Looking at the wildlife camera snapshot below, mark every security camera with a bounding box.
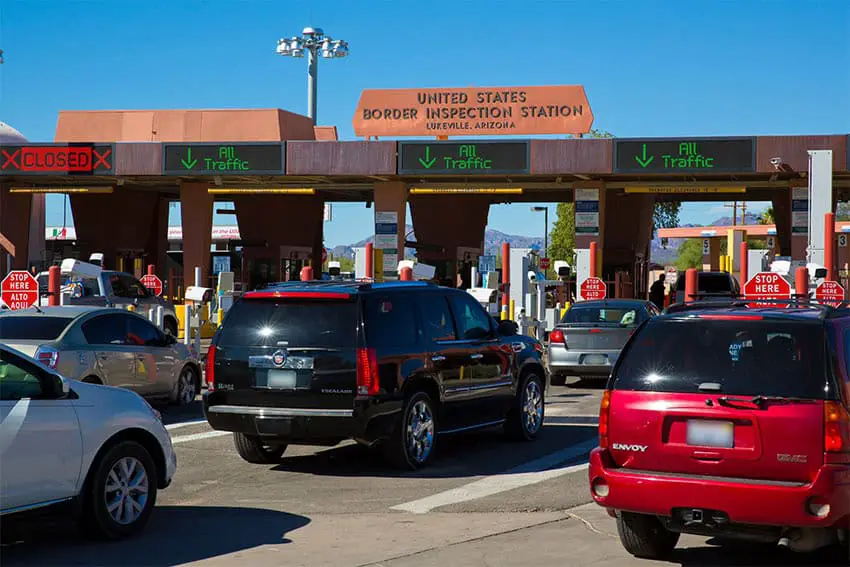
[770,157,783,167]
[770,157,795,173]
[185,286,213,303]
[527,270,537,282]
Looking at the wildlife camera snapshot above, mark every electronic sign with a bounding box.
[0,144,114,175]
[614,138,755,174]
[162,143,284,175]
[398,141,529,175]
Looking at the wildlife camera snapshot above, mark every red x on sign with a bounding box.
[1,149,21,170]
[0,145,115,174]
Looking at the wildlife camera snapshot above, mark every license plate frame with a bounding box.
[267,369,297,390]
[582,354,608,365]
[686,420,734,449]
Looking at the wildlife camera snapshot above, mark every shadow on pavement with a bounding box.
[154,399,205,427]
[668,540,849,566]
[1,505,311,567]
[271,423,598,480]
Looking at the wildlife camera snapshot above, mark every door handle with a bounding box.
[431,355,446,362]
[469,353,483,360]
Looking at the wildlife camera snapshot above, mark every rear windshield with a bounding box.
[218,299,358,348]
[563,306,640,327]
[676,273,733,293]
[613,318,832,399]
[0,316,75,340]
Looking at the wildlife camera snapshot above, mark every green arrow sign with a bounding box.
[181,147,198,170]
[418,146,437,169]
[634,143,654,168]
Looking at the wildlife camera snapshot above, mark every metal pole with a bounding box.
[307,47,318,124]
[544,207,548,258]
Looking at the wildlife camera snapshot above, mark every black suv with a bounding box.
[203,281,547,469]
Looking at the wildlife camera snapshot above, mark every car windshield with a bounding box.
[0,316,75,340]
[613,317,833,400]
[676,273,733,293]
[218,298,358,348]
[562,306,639,326]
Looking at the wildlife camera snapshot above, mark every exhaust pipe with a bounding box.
[777,528,838,552]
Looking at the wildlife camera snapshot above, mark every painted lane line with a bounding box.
[390,437,598,514]
[171,430,230,444]
[165,418,209,431]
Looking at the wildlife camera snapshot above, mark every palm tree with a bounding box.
[759,206,774,225]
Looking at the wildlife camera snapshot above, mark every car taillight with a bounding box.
[205,345,216,392]
[599,390,612,449]
[824,400,850,455]
[550,329,565,344]
[356,347,379,396]
[35,347,59,369]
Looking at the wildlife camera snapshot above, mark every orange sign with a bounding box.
[352,86,593,138]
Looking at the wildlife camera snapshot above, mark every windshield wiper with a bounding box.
[750,395,816,406]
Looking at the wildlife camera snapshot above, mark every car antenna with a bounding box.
[29,304,44,313]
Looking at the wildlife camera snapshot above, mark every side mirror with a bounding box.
[497,320,519,336]
[814,268,828,279]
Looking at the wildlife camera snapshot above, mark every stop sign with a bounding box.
[816,280,845,307]
[580,277,607,301]
[539,257,550,270]
[140,274,163,297]
[744,272,791,308]
[1,271,39,310]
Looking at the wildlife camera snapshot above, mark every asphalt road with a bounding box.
[2,379,847,566]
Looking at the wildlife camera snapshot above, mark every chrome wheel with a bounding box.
[522,378,544,435]
[178,368,197,405]
[104,456,149,526]
[405,399,435,464]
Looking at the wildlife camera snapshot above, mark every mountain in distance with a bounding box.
[650,213,764,264]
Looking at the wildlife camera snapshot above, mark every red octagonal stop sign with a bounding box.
[744,272,791,308]
[1,270,39,310]
[140,274,163,297]
[580,277,607,301]
[816,280,845,307]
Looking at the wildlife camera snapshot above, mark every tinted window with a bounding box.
[363,294,418,348]
[0,316,74,340]
[219,299,358,348]
[614,318,831,399]
[82,314,128,345]
[121,275,149,298]
[109,274,129,297]
[563,306,640,327]
[126,315,162,347]
[0,349,46,400]
[446,293,492,340]
[418,293,456,342]
[676,273,734,293]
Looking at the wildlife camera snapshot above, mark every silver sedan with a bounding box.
[0,306,201,405]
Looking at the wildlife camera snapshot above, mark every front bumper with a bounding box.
[588,447,850,528]
[547,345,619,377]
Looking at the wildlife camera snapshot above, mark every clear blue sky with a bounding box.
[2,0,848,246]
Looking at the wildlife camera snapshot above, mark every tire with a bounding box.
[164,318,177,338]
[505,372,545,441]
[82,441,158,540]
[384,390,437,470]
[616,512,680,560]
[171,365,198,406]
[233,433,287,464]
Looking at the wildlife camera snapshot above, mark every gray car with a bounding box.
[0,306,201,405]
[547,299,659,384]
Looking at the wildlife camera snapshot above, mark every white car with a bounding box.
[0,344,176,539]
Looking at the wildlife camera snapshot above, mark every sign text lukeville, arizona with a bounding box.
[162,143,284,175]
[398,141,529,175]
[353,86,594,138]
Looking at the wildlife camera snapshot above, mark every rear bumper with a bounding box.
[547,345,618,377]
[203,395,401,445]
[588,447,850,528]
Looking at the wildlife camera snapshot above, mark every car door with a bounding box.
[416,291,472,430]
[80,313,138,391]
[126,313,177,397]
[445,291,514,422]
[0,348,82,511]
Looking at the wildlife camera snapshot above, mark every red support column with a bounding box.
[501,242,510,320]
[589,241,598,278]
[147,264,156,276]
[684,268,698,303]
[48,265,60,307]
[300,266,314,281]
[739,241,748,287]
[365,242,374,280]
[825,212,835,281]
[400,266,413,281]
[795,266,809,299]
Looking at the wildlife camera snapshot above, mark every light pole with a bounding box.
[275,28,349,125]
[531,206,549,258]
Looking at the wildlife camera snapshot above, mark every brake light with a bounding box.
[550,329,565,344]
[356,347,379,396]
[35,347,59,369]
[824,400,850,454]
[599,390,612,449]
[590,329,602,334]
[205,345,216,392]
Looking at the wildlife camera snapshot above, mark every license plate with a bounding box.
[267,369,297,389]
[686,420,734,448]
[583,354,608,365]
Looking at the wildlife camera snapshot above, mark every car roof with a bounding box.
[0,306,126,318]
[244,280,441,297]
[662,304,834,322]
[569,299,651,308]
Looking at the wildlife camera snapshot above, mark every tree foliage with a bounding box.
[675,239,704,270]
[759,206,774,225]
[837,202,850,222]
[548,202,576,263]
[653,202,681,234]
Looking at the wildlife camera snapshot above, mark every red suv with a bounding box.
[588,301,850,560]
